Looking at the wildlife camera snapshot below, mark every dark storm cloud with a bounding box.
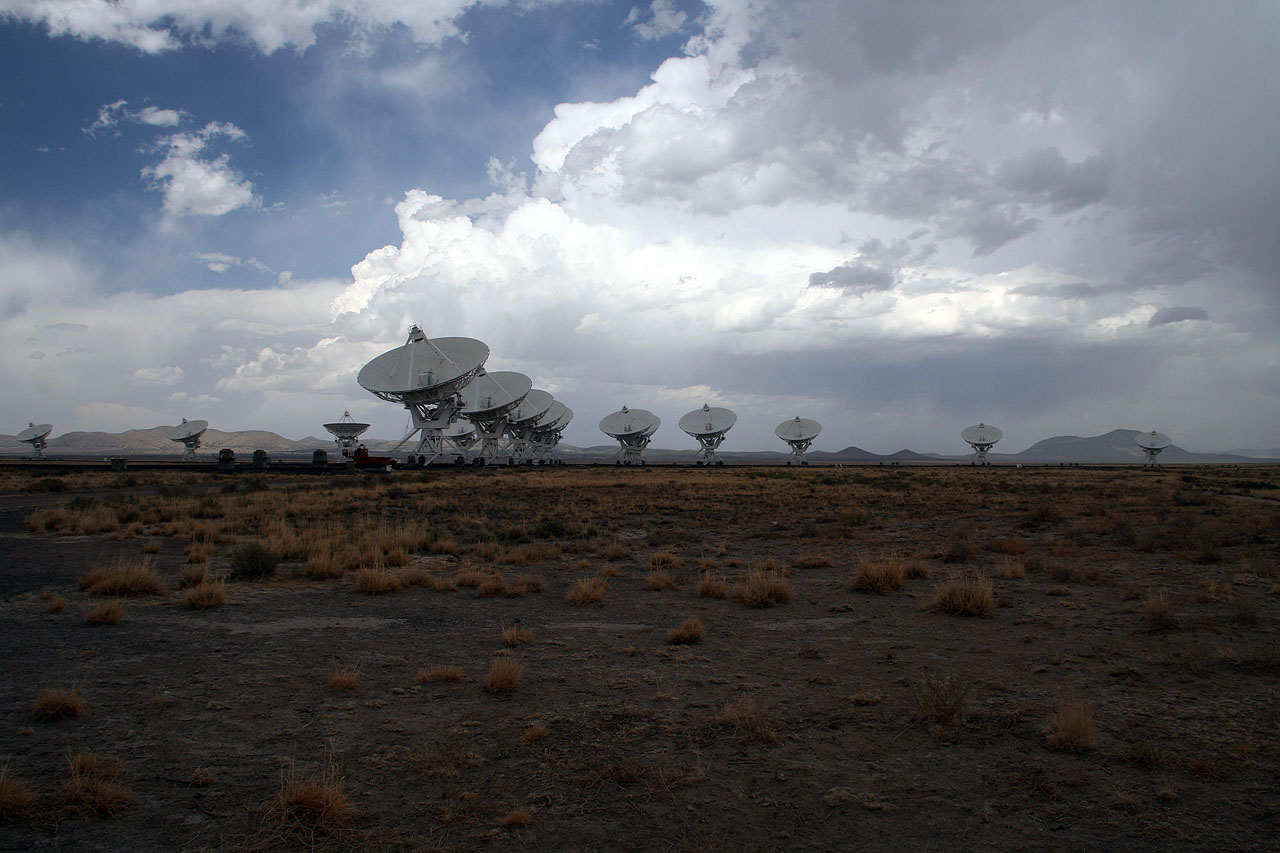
[808,238,917,294]
[997,148,1109,214]
[1148,306,1209,327]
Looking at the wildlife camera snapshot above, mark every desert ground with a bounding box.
[0,463,1277,851]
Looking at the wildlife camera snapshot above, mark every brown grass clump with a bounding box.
[31,686,88,721]
[274,758,356,833]
[996,557,1026,579]
[454,569,491,589]
[1046,693,1098,752]
[667,617,704,645]
[793,554,832,569]
[501,808,532,827]
[714,695,777,743]
[356,567,401,595]
[77,556,166,597]
[698,573,728,598]
[565,576,608,605]
[512,574,545,594]
[735,569,792,607]
[644,570,679,590]
[911,671,972,726]
[501,622,535,647]
[178,564,208,589]
[182,581,227,609]
[520,722,549,743]
[326,666,360,693]
[305,552,345,579]
[484,657,522,693]
[44,596,68,613]
[63,751,131,817]
[84,602,125,625]
[0,763,37,821]
[184,541,215,563]
[1143,589,1177,630]
[852,556,907,593]
[927,573,993,616]
[416,665,464,684]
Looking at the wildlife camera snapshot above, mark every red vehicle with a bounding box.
[348,445,398,469]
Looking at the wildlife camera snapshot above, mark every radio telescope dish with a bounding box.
[1135,430,1172,467]
[600,406,660,466]
[458,370,532,465]
[443,421,476,463]
[679,403,737,466]
[17,422,52,459]
[961,423,1003,466]
[529,401,569,465]
[166,418,209,462]
[323,411,370,457]
[775,417,821,466]
[357,325,489,463]
[505,389,554,465]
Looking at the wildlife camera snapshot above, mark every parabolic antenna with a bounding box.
[600,406,660,466]
[458,370,532,465]
[529,401,568,465]
[775,417,821,466]
[678,404,737,466]
[505,389,554,465]
[323,411,370,457]
[443,421,476,462]
[961,422,1003,466]
[357,325,489,462]
[17,422,52,459]
[1135,430,1172,467]
[166,418,209,462]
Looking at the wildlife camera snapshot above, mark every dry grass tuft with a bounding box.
[565,576,608,605]
[273,758,356,833]
[649,552,684,570]
[927,573,993,617]
[520,722,549,743]
[63,751,131,817]
[850,691,883,706]
[305,552,345,579]
[852,556,907,593]
[78,556,166,597]
[644,570,679,591]
[714,695,777,743]
[793,554,832,569]
[44,596,68,614]
[501,622,535,647]
[501,808,532,827]
[416,665,464,684]
[178,564,209,589]
[326,665,360,693]
[667,617,705,645]
[31,686,88,721]
[182,581,226,609]
[485,657,522,693]
[1143,589,1177,630]
[735,569,792,607]
[356,567,401,595]
[84,602,125,625]
[1045,692,1098,752]
[996,557,1026,579]
[910,671,972,726]
[698,573,728,598]
[0,763,37,821]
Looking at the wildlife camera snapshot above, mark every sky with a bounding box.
[1,0,1278,456]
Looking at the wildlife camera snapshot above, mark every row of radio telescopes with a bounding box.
[13,326,1177,468]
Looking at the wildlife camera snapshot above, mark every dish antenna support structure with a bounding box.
[775,417,821,466]
[600,406,660,466]
[679,403,737,466]
[530,402,571,465]
[961,423,1003,466]
[17,422,52,459]
[1135,430,1172,467]
[443,421,476,462]
[458,370,532,465]
[167,418,209,462]
[505,389,554,465]
[357,326,489,464]
[323,411,370,457]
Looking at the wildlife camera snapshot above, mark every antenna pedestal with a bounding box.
[616,433,652,465]
[469,416,512,466]
[1142,447,1164,467]
[969,443,995,465]
[694,434,726,466]
[393,398,462,463]
[784,438,813,466]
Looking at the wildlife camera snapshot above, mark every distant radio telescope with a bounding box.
[961,423,1002,466]
[505,389,554,466]
[323,411,370,457]
[600,406,660,466]
[530,402,571,465]
[679,403,737,466]
[17,422,52,459]
[457,370,532,466]
[775,417,821,466]
[167,418,209,462]
[1135,430,1172,467]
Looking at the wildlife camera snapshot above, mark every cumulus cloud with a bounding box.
[626,0,688,42]
[129,366,185,385]
[1148,306,1209,327]
[84,99,186,135]
[141,121,258,216]
[193,252,271,274]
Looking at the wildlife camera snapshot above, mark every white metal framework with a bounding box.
[166,418,208,462]
[459,370,532,466]
[961,423,1003,466]
[505,389,554,465]
[17,422,52,459]
[323,411,370,457]
[1135,430,1172,467]
[775,416,821,466]
[600,406,660,466]
[679,403,737,466]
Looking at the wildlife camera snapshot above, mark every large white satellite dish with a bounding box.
[323,411,370,457]
[775,416,821,466]
[530,401,570,465]
[961,423,1003,466]
[458,370,532,465]
[17,422,52,459]
[167,418,209,462]
[505,389,554,465]
[1135,430,1172,467]
[357,325,489,463]
[679,403,737,466]
[600,406,660,466]
[443,421,476,463]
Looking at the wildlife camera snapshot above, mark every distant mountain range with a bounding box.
[1,425,1273,464]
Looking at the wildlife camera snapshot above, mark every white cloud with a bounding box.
[130,366,185,385]
[193,252,271,274]
[142,121,258,216]
[626,0,688,42]
[84,99,186,135]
